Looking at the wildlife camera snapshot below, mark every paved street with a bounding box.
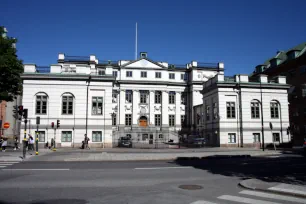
[0,154,305,204]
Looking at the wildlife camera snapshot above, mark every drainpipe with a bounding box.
[85,76,91,136]
[279,101,283,143]
[260,80,265,151]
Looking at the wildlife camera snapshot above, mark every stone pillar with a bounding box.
[119,90,125,126]
[149,91,154,125]
[175,92,181,130]
[132,90,139,126]
[162,91,169,127]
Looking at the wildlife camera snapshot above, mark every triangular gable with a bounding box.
[122,59,165,69]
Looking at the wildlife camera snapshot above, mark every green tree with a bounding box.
[0,26,23,102]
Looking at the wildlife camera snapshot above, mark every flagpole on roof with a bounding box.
[135,22,137,60]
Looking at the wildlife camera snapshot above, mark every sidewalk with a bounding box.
[0,148,51,162]
[239,178,306,198]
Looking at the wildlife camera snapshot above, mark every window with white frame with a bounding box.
[155,114,161,126]
[140,91,148,104]
[169,115,175,127]
[61,131,72,142]
[125,114,132,126]
[169,92,175,104]
[155,91,161,104]
[35,131,45,142]
[98,69,105,75]
[155,72,161,78]
[92,97,103,115]
[270,102,279,118]
[62,95,73,115]
[169,73,175,79]
[251,101,260,118]
[125,91,132,103]
[113,71,118,78]
[226,102,236,118]
[141,71,147,78]
[92,131,102,142]
[112,114,116,126]
[273,133,280,142]
[228,133,236,143]
[36,95,47,114]
[253,133,260,143]
[181,92,186,105]
[181,73,187,80]
[126,71,132,77]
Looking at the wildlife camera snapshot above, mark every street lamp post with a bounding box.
[85,76,91,136]
[260,79,265,151]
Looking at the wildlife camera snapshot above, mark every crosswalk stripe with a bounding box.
[0,162,19,163]
[190,200,218,204]
[218,195,281,204]
[0,166,7,168]
[240,190,306,203]
[269,186,306,196]
[0,164,14,165]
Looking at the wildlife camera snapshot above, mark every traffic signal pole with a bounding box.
[23,119,27,159]
[36,117,40,155]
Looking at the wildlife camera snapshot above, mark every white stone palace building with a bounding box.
[21,52,289,148]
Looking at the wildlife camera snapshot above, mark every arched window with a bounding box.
[35,93,48,114]
[251,100,260,119]
[270,101,279,119]
[62,93,74,115]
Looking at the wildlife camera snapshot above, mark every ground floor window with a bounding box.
[253,133,260,143]
[92,131,102,142]
[35,131,45,142]
[169,115,175,127]
[159,134,163,139]
[61,131,72,142]
[228,133,236,143]
[273,133,280,142]
[142,134,148,141]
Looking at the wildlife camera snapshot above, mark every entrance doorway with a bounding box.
[139,116,148,127]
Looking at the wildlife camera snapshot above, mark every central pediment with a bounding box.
[122,59,165,69]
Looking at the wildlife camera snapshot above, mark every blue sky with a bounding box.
[1,0,305,75]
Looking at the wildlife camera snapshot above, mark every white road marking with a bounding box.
[218,195,281,204]
[0,162,19,163]
[135,166,193,170]
[0,164,14,165]
[240,190,306,203]
[2,169,70,171]
[269,184,306,196]
[190,200,218,204]
[0,166,7,168]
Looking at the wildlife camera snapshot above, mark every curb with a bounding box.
[239,179,306,199]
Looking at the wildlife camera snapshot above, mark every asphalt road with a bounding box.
[0,154,305,204]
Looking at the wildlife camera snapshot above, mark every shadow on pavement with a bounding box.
[0,199,88,204]
[173,152,306,185]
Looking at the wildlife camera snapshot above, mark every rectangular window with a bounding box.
[206,105,210,120]
[155,72,161,78]
[270,102,279,119]
[155,114,161,126]
[140,91,148,104]
[169,92,175,104]
[61,131,72,142]
[141,71,147,78]
[181,73,187,80]
[36,95,47,114]
[125,114,132,126]
[273,133,280,142]
[159,134,163,139]
[126,71,132,77]
[155,91,161,104]
[92,97,103,115]
[112,114,116,126]
[112,92,117,103]
[98,70,105,75]
[125,91,132,103]
[213,102,218,120]
[181,93,186,105]
[253,133,261,143]
[62,96,73,115]
[181,115,185,127]
[35,131,45,142]
[92,131,102,142]
[113,71,118,78]
[226,102,236,118]
[169,73,175,79]
[251,102,260,119]
[142,134,148,141]
[228,133,236,143]
[302,88,306,97]
[169,115,175,127]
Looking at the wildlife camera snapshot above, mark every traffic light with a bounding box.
[57,120,60,128]
[18,105,23,116]
[23,109,28,119]
[51,122,54,128]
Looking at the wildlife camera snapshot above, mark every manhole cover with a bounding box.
[178,185,203,190]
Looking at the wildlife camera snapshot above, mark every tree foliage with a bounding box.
[0,26,23,102]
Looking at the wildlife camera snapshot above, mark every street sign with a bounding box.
[269,122,273,130]
[3,122,10,129]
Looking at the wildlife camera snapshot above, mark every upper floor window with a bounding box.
[113,71,118,78]
[62,95,73,115]
[169,115,175,127]
[169,91,175,104]
[112,92,117,103]
[36,95,47,114]
[270,102,279,119]
[213,102,218,120]
[169,73,175,79]
[141,71,147,78]
[181,93,187,105]
[155,114,161,126]
[155,72,161,78]
[92,97,103,115]
[251,101,260,119]
[140,91,148,104]
[155,91,162,104]
[126,71,133,77]
[125,91,132,103]
[98,69,105,75]
[206,105,210,120]
[226,102,236,118]
[181,73,188,81]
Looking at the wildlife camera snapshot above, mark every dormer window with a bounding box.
[140,52,147,58]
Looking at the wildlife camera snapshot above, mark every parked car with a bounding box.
[118,137,132,148]
[186,135,206,147]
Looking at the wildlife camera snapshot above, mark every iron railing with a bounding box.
[64,55,90,62]
[36,66,50,73]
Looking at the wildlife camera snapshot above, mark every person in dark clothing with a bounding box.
[14,137,19,150]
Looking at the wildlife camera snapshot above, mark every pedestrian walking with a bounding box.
[28,134,34,151]
[1,138,7,152]
[50,138,54,149]
[14,137,19,150]
[84,134,90,150]
[0,137,3,151]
